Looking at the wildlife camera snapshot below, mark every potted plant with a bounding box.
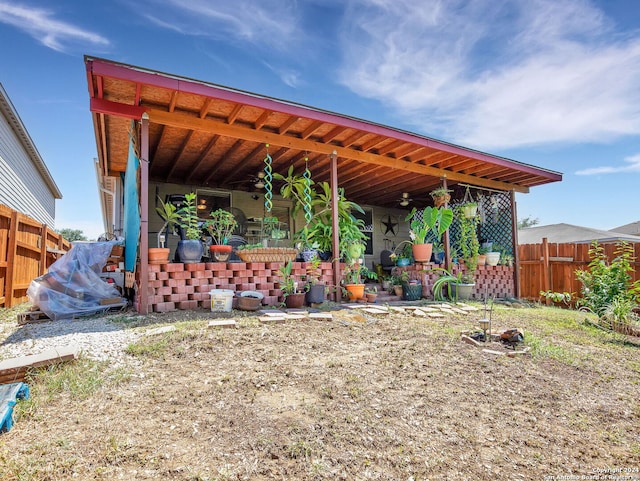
[461,201,478,219]
[405,205,453,263]
[455,205,480,285]
[278,260,306,308]
[431,268,475,301]
[342,241,377,300]
[430,187,452,207]
[400,270,422,301]
[304,257,325,305]
[203,208,237,261]
[365,286,378,303]
[294,226,320,262]
[430,240,445,264]
[150,196,181,264]
[176,192,204,264]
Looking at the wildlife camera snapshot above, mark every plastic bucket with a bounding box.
[210,289,234,312]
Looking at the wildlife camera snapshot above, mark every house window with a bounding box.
[353,208,374,255]
[196,190,231,220]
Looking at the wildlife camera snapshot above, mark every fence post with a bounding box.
[542,237,550,305]
[39,225,48,276]
[5,211,19,307]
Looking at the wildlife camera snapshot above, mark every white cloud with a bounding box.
[337,0,640,150]
[576,154,640,175]
[141,0,301,51]
[0,1,109,52]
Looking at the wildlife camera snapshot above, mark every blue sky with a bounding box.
[0,0,638,240]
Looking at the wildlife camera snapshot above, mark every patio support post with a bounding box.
[510,190,520,298]
[139,113,150,314]
[441,177,451,270]
[330,150,341,301]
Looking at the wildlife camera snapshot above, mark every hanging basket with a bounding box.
[433,194,450,207]
[462,204,478,219]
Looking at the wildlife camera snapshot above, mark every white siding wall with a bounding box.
[0,112,55,227]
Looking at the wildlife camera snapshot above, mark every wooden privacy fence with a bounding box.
[0,204,70,308]
[518,238,640,303]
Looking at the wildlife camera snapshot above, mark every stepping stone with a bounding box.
[208,320,236,329]
[258,316,285,324]
[309,313,333,321]
[427,312,445,318]
[283,314,307,320]
[412,309,427,317]
[145,325,176,336]
[362,308,388,315]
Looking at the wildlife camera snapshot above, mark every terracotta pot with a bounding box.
[210,244,232,261]
[148,247,170,265]
[366,293,378,303]
[477,254,487,266]
[344,283,365,301]
[393,285,403,297]
[412,243,433,263]
[285,292,306,308]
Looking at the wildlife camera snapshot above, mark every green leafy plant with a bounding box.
[540,290,574,305]
[177,192,201,240]
[278,260,302,296]
[431,268,468,301]
[155,196,181,247]
[575,242,640,318]
[203,209,237,245]
[404,206,453,245]
[455,206,480,281]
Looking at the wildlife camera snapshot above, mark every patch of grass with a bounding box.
[525,333,581,365]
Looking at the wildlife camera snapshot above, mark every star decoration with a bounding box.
[381,215,398,236]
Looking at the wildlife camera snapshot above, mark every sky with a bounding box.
[0,0,639,240]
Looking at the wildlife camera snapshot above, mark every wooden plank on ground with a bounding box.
[0,345,80,384]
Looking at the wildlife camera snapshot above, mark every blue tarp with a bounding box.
[123,139,140,272]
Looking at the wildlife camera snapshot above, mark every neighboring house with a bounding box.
[611,221,640,237]
[518,223,640,244]
[0,83,62,226]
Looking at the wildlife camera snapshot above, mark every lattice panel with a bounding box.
[449,189,513,256]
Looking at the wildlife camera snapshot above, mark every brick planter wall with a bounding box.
[137,261,515,313]
[136,261,336,313]
[392,263,515,300]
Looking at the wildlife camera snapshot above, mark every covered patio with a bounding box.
[85,56,562,313]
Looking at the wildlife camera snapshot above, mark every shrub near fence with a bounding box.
[518,238,640,304]
[0,204,70,308]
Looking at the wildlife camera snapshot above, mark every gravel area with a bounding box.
[0,312,143,367]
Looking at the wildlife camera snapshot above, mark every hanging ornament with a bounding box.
[263,144,273,213]
[303,155,312,224]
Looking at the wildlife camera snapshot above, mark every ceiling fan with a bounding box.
[227,171,266,190]
[398,192,412,207]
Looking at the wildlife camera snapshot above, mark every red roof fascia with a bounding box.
[86,57,562,182]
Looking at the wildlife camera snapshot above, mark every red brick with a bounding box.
[177,300,198,310]
[157,286,172,296]
[169,271,191,280]
[147,271,157,281]
[247,262,265,270]
[149,280,164,288]
[154,302,176,313]
[157,271,169,281]
[205,262,227,270]
[164,263,184,272]
[148,264,161,272]
[186,263,205,272]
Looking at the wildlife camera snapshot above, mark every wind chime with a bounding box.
[263,144,273,213]
[302,154,313,225]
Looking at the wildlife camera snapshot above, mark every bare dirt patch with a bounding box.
[1,303,639,480]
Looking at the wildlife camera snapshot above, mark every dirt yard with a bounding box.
[1,302,639,480]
